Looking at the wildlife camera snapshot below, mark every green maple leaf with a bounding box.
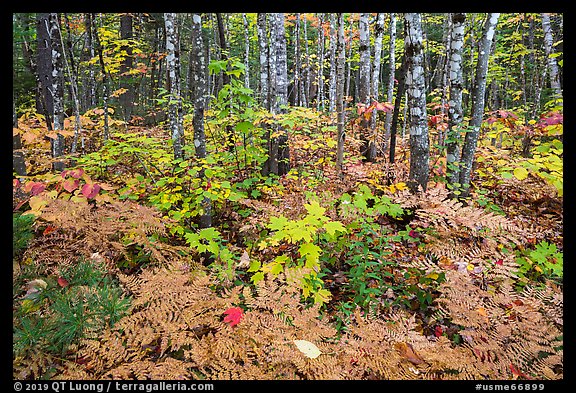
[323,221,346,237]
[304,200,326,218]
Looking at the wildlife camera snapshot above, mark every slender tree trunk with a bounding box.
[370,13,385,155]
[404,13,429,193]
[446,13,465,189]
[458,13,500,198]
[48,13,66,172]
[438,13,452,147]
[257,13,269,110]
[358,13,375,162]
[275,13,290,176]
[388,56,407,165]
[242,13,250,90]
[328,14,337,113]
[83,13,96,111]
[384,13,397,150]
[191,13,212,230]
[335,13,346,174]
[294,13,301,106]
[541,13,562,99]
[303,17,310,108]
[119,13,134,122]
[36,13,53,130]
[59,16,83,155]
[164,13,184,160]
[316,13,325,111]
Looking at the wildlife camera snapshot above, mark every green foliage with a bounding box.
[252,198,346,305]
[515,241,563,288]
[13,259,131,358]
[13,213,35,258]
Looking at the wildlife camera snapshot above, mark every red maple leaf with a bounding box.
[434,326,443,337]
[223,307,243,327]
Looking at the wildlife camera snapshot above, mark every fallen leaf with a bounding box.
[236,250,250,269]
[57,277,70,288]
[293,340,322,359]
[395,342,425,365]
[223,307,243,327]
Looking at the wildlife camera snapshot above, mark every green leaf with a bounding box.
[268,215,289,231]
[324,221,347,237]
[247,260,261,272]
[251,272,265,284]
[513,167,529,181]
[501,171,514,179]
[304,200,326,218]
[299,242,321,266]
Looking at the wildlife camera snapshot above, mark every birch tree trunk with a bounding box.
[316,13,325,111]
[358,13,375,162]
[275,13,290,176]
[257,13,269,110]
[164,12,184,160]
[384,13,397,147]
[294,13,301,106]
[541,13,562,99]
[328,13,336,113]
[446,13,465,189]
[191,13,212,230]
[48,13,66,171]
[438,13,452,147]
[404,13,429,192]
[458,13,500,197]
[303,17,310,108]
[370,13,385,155]
[335,13,346,173]
[242,13,250,90]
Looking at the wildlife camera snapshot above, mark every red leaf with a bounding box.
[43,225,57,236]
[24,181,46,196]
[223,307,243,327]
[496,259,504,266]
[408,230,419,238]
[434,326,443,337]
[510,364,532,379]
[62,179,80,193]
[81,183,101,199]
[57,277,70,288]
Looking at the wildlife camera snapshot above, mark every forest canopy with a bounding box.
[13,12,562,381]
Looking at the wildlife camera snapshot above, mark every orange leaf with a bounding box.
[57,276,70,288]
[395,342,425,365]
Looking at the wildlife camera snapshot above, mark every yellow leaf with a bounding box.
[466,263,474,271]
[426,273,439,280]
[293,340,322,359]
[513,167,529,181]
[477,307,488,317]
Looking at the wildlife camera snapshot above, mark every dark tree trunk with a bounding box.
[36,13,53,130]
[119,13,135,122]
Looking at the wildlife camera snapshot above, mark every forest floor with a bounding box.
[13,110,563,380]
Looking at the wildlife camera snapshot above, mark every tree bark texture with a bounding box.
[404,13,429,192]
[458,13,500,197]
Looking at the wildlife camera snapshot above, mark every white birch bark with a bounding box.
[257,13,269,110]
[404,13,429,192]
[164,12,184,160]
[541,13,562,98]
[191,13,212,229]
[458,13,500,197]
[358,13,374,161]
[48,13,65,171]
[446,13,465,187]
[242,13,250,90]
[336,13,346,172]
[316,13,325,111]
[384,13,397,138]
[370,13,385,154]
[328,13,336,113]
